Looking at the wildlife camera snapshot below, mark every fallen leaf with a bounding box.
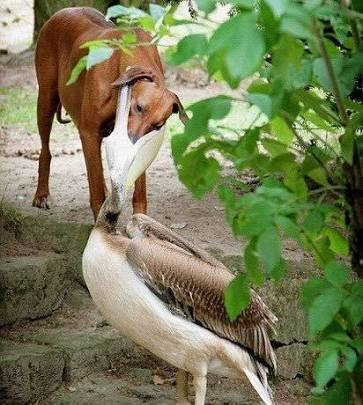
[170,222,187,230]
[153,375,165,385]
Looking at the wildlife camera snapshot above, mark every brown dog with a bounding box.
[33,7,187,220]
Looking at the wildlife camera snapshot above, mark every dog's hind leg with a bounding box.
[32,82,59,209]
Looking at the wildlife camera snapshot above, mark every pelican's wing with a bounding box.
[125,232,277,374]
[126,214,221,267]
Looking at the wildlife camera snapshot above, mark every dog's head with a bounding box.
[113,66,188,142]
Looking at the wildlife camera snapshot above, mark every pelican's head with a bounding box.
[97,84,165,231]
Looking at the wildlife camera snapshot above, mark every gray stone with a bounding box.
[0,340,64,404]
[221,255,244,274]
[130,367,153,382]
[276,343,308,379]
[43,372,143,405]
[259,278,308,344]
[0,255,67,326]
[24,327,135,381]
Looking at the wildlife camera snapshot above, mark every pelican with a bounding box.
[82,84,277,405]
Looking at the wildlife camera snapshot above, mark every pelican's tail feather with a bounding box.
[243,367,273,405]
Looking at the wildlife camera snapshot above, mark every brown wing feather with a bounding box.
[126,214,221,266]
[126,235,277,374]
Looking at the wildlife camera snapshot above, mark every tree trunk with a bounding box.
[33,0,116,42]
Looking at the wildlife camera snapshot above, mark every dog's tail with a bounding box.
[56,103,71,124]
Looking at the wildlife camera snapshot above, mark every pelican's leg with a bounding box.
[176,369,190,404]
[193,375,207,405]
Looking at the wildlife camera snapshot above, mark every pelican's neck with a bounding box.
[96,85,165,233]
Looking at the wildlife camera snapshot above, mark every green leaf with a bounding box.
[351,339,363,351]
[138,16,155,32]
[301,278,331,310]
[261,138,287,157]
[270,257,286,281]
[246,80,285,119]
[270,116,294,145]
[302,110,334,132]
[224,273,251,321]
[256,225,281,274]
[313,349,338,387]
[178,150,220,198]
[296,89,339,124]
[340,112,363,164]
[341,347,357,372]
[313,56,344,94]
[67,56,87,85]
[280,15,311,39]
[149,4,165,22]
[308,287,344,336]
[106,5,148,20]
[324,261,350,287]
[275,215,301,241]
[326,372,352,405]
[324,228,349,256]
[245,93,273,118]
[312,235,335,268]
[244,239,264,285]
[122,32,137,45]
[208,13,265,87]
[196,0,216,14]
[342,281,363,326]
[171,95,232,161]
[169,34,207,65]
[86,47,114,70]
[304,209,324,234]
[307,167,329,187]
[230,0,254,8]
[264,0,288,17]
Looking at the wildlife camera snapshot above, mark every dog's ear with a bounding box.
[112,66,155,87]
[171,93,188,124]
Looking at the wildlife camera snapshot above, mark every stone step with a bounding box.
[0,324,159,404]
[0,340,64,404]
[19,326,157,382]
[0,255,67,326]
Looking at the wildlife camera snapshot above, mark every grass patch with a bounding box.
[0,86,77,141]
[0,87,37,132]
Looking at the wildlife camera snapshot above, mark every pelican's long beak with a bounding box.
[124,126,165,190]
[104,85,165,198]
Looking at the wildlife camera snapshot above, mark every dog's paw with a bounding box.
[32,194,50,209]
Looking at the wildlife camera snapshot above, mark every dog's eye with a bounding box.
[154,123,163,130]
[136,104,143,113]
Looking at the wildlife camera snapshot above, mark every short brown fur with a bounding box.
[33,7,186,219]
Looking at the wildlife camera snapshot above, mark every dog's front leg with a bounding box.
[79,130,105,221]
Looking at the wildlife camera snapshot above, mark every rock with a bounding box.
[23,327,132,382]
[0,340,64,404]
[0,255,67,326]
[130,368,153,382]
[276,343,309,379]
[220,255,244,274]
[259,278,308,344]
